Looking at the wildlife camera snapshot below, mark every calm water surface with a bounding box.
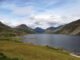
[22,34,80,54]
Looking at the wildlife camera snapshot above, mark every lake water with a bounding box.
[22,34,80,54]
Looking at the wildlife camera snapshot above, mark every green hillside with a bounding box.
[0,41,80,60]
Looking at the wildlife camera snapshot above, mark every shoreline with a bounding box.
[70,53,80,58]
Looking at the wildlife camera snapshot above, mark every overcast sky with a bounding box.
[0,0,80,28]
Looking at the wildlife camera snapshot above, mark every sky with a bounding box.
[0,0,80,28]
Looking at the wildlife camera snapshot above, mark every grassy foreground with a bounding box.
[0,41,80,60]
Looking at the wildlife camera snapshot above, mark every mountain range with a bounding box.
[0,19,80,35]
[0,22,35,36]
[55,19,80,35]
[45,26,63,33]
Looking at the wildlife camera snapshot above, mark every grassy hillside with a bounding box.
[0,41,80,60]
[55,19,80,35]
[0,53,18,60]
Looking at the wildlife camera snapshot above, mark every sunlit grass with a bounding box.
[0,41,80,60]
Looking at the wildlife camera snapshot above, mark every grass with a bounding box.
[0,41,80,60]
[0,53,18,60]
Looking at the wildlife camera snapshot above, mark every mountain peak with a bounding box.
[17,24,28,28]
[34,27,45,33]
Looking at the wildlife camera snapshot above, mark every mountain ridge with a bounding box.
[55,19,80,35]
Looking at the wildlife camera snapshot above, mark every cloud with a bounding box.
[11,6,35,16]
[0,0,80,28]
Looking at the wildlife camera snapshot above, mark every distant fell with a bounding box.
[45,26,63,33]
[14,24,35,34]
[34,27,45,33]
[55,19,80,35]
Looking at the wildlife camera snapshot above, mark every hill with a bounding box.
[45,26,63,33]
[55,19,80,35]
[34,27,45,33]
[14,24,35,35]
[0,22,17,37]
[0,41,80,60]
[0,22,12,32]
[0,22,38,42]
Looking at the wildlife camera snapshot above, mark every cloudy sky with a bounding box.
[0,0,80,28]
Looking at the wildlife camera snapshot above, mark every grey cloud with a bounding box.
[46,22,60,27]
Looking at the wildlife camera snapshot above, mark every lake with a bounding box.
[21,34,80,54]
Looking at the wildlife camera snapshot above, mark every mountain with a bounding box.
[45,27,57,33]
[47,27,57,30]
[0,22,35,36]
[0,22,17,37]
[14,24,35,35]
[0,22,11,31]
[55,19,80,35]
[34,27,45,33]
[45,26,63,33]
